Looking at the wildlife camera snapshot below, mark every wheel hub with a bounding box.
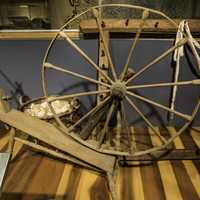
[111,81,127,99]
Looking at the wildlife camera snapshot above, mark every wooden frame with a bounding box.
[0,19,200,40]
[41,4,200,158]
[0,4,200,200]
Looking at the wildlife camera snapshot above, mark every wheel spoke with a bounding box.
[125,38,188,84]
[98,102,115,148]
[68,96,110,132]
[120,9,149,81]
[115,109,122,150]
[59,31,113,84]
[120,101,134,151]
[44,62,111,88]
[93,8,118,81]
[126,96,167,144]
[127,79,200,90]
[127,91,192,121]
[47,90,110,102]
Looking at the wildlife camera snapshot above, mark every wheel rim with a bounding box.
[41,4,200,157]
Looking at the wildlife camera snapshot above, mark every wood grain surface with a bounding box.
[0,126,199,200]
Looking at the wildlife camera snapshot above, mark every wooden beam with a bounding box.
[0,109,116,173]
[0,19,200,40]
[80,19,200,33]
[0,30,80,40]
[121,149,200,162]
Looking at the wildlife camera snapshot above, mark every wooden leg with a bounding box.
[7,127,15,154]
[107,172,118,200]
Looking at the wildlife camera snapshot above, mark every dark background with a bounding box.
[0,38,199,127]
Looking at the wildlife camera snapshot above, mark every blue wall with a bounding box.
[0,38,199,127]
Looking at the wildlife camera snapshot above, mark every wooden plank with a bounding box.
[134,127,165,200]
[0,31,80,40]
[0,135,9,151]
[149,127,182,200]
[167,127,200,199]
[131,165,144,200]
[116,167,123,200]
[75,170,100,200]
[123,149,200,161]
[55,164,73,200]
[0,89,10,113]
[0,153,10,191]
[190,127,200,148]
[181,127,200,198]
[21,156,63,197]
[0,19,199,41]
[80,19,200,33]
[60,166,83,200]
[1,126,199,199]
[157,161,183,200]
[121,167,134,199]
[0,109,116,173]
[167,127,184,149]
[3,151,43,194]
[97,31,109,103]
[11,139,26,160]
[129,127,144,200]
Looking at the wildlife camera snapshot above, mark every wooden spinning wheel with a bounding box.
[41,4,200,158]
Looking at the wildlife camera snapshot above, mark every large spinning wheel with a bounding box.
[41,4,200,157]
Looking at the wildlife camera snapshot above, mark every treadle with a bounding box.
[0,109,116,173]
[0,153,10,191]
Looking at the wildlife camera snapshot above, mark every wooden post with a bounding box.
[94,30,110,140]
[0,89,13,196]
[0,88,15,155]
[97,31,110,103]
[0,89,10,113]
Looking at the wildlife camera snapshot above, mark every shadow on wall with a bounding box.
[0,39,199,126]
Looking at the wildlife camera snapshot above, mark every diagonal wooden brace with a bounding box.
[0,109,116,173]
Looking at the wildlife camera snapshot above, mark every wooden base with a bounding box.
[0,127,199,200]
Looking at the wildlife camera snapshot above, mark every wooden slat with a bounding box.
[1,126,199,199]
[167,127,200,199]
[181,127,200,198]
[178,160,200,198]
[55,164,73,200]
[0,31,80,40]
[3,151,43,194]
[0,135,9,151]
[10,132,28,160]
[116,167,123,200]
[131,165,144,200]
[11,140,25,160]
[134,127,165,200]
[75,170,100,200]
[167,127,184,149]
[149,127,182,200]
[130,127,144,200]
[60,166,83,200]
[121,167,134,199]
[0,109,116,173]
[190,127,200,148]
[80,19,200,33]
[0,19,199,41]
[21,156,63,197]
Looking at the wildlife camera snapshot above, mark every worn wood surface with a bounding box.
[0,19,200,40]
[0,109,116,173]
[0,31,80,40]
[80,19,200,33]
[0,126,199,200]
